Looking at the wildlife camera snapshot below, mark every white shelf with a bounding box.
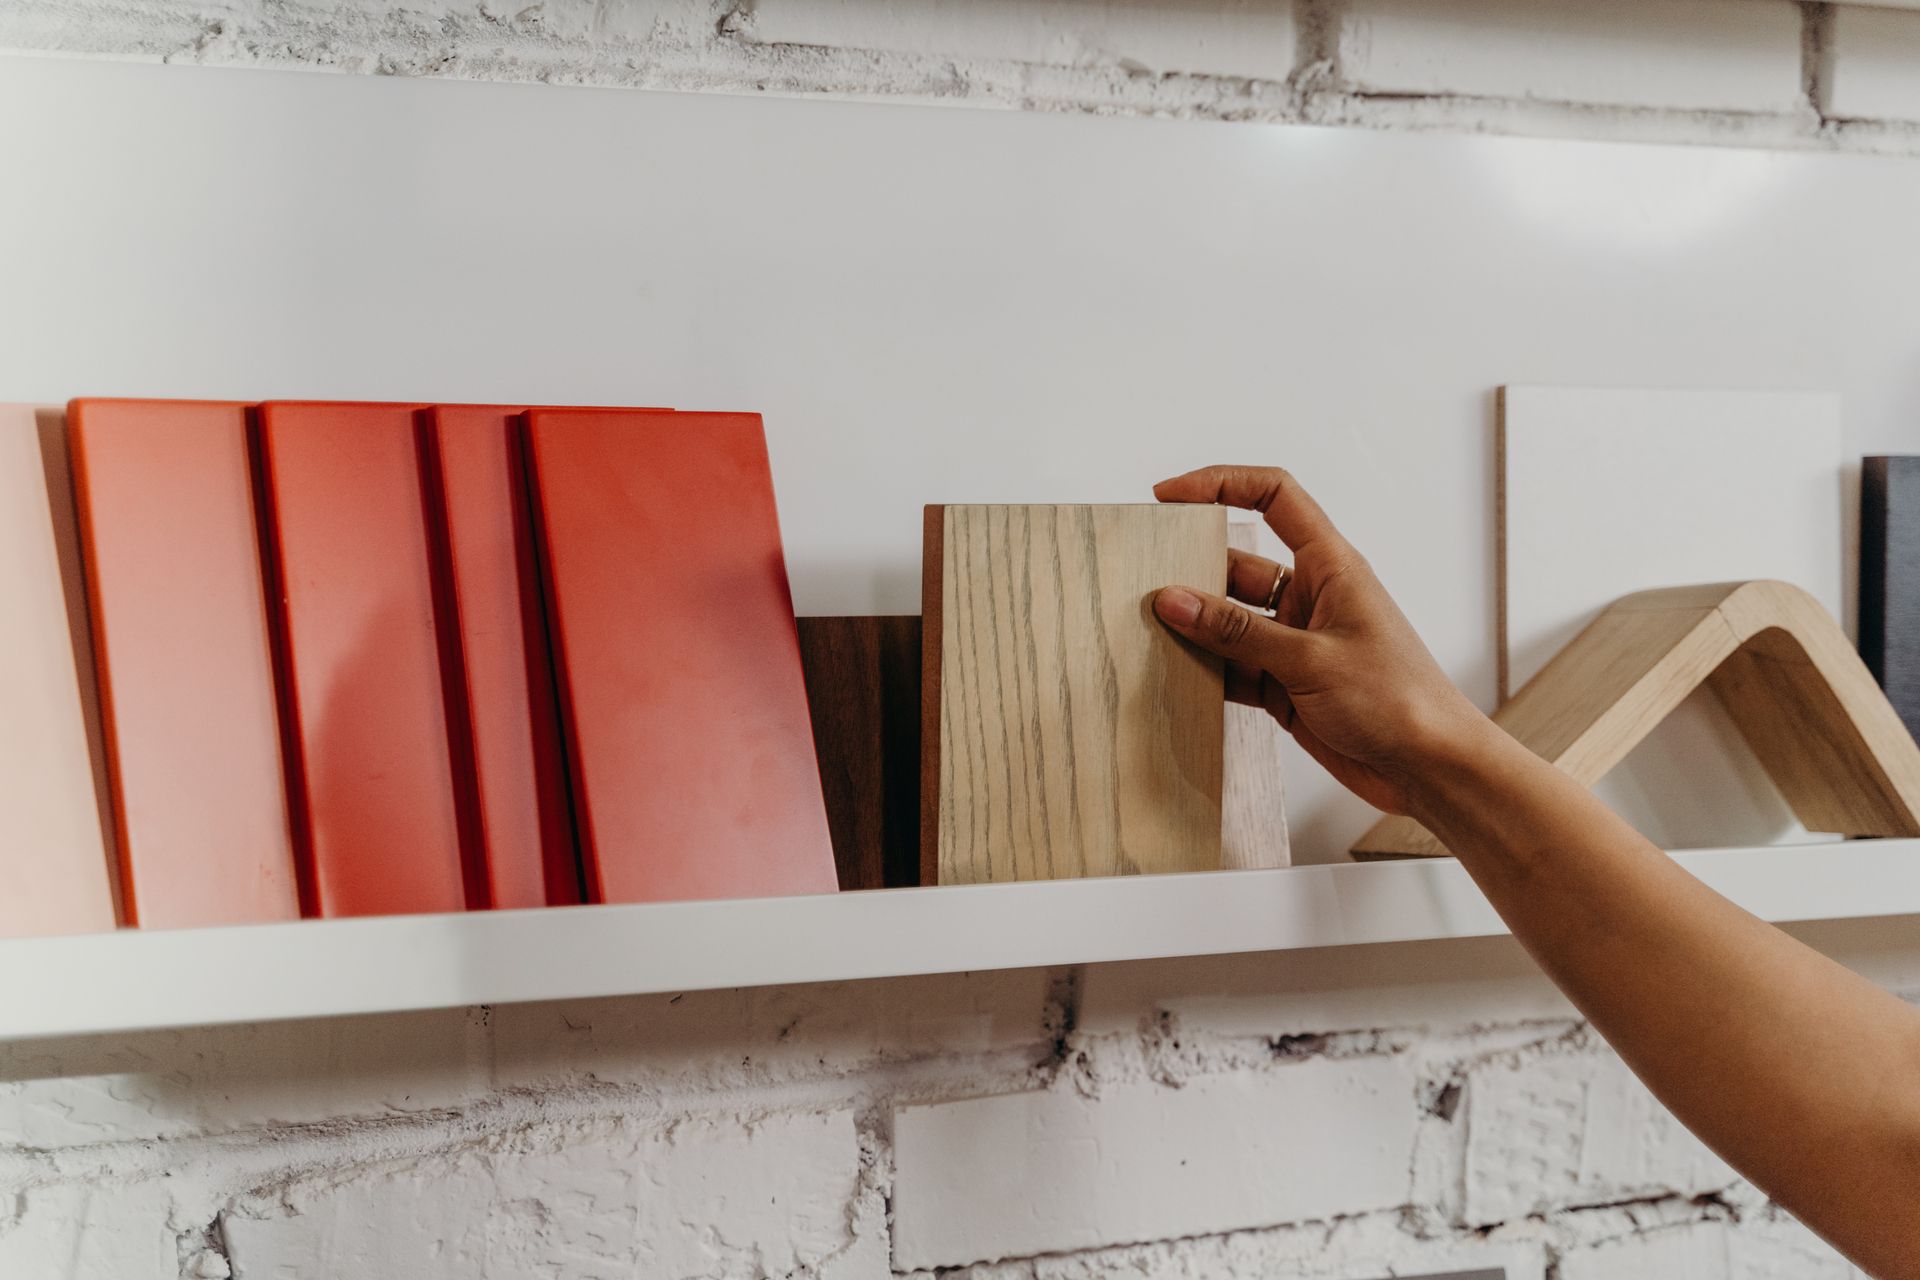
[1,841,1917,1041]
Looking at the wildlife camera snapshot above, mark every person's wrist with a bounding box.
[1392,695,1523,825]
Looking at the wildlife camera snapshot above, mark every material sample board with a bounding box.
[1500,385,1843,851]
[1861,456,1920,744]
[68,399,300,927]
[527,409,837,903]
[0,405,117,935]
[1221,521,1291,870]
[425,406,579,907]
[922,504,1227,885]
[1357,580,1920,857]
[796,615,923,891]
[259,402,468,916]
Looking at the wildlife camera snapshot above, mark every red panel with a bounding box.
[425,406,578,908]
[258,402,467,917]
[67,399,300,928]
[526,409,836,903]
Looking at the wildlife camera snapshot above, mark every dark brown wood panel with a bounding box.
[798,615,924,890]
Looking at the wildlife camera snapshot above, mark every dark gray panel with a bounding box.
[1861,456,1920,743]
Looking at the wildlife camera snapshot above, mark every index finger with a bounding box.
[1152,465,1350,555]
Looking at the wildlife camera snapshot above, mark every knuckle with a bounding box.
[1253,467,1295,515]
[1212,602,1255,646]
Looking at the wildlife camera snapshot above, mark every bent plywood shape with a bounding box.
[922,504,1226,885]
[1352,580,1920,858]
[1500,385,1843,850]
[0,405,117,936]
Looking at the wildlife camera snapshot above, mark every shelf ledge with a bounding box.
[1,840,1916,1041]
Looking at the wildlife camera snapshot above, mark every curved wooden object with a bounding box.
[1352,580,1920,859]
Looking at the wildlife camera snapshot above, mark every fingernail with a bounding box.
[1155,587,1202,626]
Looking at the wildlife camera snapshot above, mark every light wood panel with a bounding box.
[922,504,1226,885]
[1222,521,1290,870]
[1353,580,1920,858]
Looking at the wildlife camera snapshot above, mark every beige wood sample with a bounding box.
[0,405,117,935]
[1222,521,1290,870]
[922,504,1227,885]
[1352,580,1920,858]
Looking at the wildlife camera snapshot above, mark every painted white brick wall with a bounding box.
[1461,1033,1739,1225]
[1828,5,1920,123]
[748,0,1298,83]
[1,4,1919,1278]
[0,1183,176,1278]
[890,1060,1417,1268]
[1,0,1918,151]
[1556,1214,1867,1279]
[4,927,1913,1277]
[1338,0,1805,113]
[219,1110,868,1279]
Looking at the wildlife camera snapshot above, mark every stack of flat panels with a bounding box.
[0,399,836,935]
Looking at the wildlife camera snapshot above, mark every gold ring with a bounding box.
[1263,564,1288,612]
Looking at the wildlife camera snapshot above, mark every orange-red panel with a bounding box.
[526,409,836,903]
[258,402,467,917]
[425,406,578,908]
[67,398,300,928]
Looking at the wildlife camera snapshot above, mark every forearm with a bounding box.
[1409,716,1920,1275]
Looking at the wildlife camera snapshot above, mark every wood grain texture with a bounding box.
[796,616,922,891]
[1861,456,1920,744]
[1353,580,1920,858]
[1221,521,1290,870]
[922,504,1226,885]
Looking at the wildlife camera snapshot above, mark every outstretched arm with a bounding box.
[1152,464,1920,1279]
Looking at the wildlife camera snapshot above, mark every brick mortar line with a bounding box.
[0,5,1918,153]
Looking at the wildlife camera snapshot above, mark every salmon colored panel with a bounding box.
[258,402,467,917]
[67,398,300,928]
[526,409,836,904]
[425,406,578,908]
[0,405,117,936]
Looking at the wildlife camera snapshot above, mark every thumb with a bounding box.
[1153,586,1315,682]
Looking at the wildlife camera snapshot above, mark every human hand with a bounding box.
[1151,465,1488,816]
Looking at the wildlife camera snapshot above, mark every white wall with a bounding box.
[3,3,1919,1277]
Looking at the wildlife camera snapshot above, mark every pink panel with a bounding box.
[68,398,299,928]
